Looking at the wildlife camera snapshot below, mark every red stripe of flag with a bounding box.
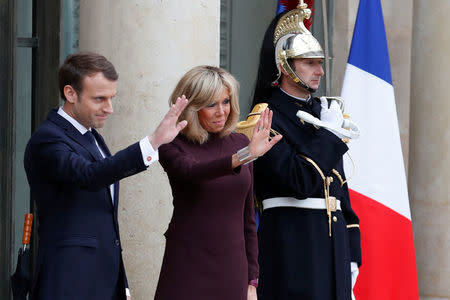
[350,189,419,299]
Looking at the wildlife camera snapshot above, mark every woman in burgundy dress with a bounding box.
[155,66,281,300]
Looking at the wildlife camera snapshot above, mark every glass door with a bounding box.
[0,0,62,298]
[13,0,34,272]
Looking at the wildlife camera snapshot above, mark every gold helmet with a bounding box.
[273,0,324,92]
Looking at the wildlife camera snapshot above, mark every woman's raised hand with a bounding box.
[248,108,282,157]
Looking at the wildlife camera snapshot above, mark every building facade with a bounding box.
[0,0,448,299]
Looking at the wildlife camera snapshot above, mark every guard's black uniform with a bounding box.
[255,88,362,300]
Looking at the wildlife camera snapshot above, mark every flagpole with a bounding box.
[321,0,330,95]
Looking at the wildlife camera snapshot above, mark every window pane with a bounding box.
[61,0,80,62]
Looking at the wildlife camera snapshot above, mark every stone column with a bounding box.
[410,1,450,299]
[79,0,220,298]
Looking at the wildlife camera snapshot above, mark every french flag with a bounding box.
[341,0,419,299]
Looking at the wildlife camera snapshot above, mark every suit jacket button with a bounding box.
[115,239,120,246]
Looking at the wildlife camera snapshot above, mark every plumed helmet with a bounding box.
[273,0,324,92]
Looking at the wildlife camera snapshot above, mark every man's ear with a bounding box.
[63,85,77,104]
[279,63,289,76]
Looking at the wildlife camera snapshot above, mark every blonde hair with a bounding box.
[169,65,240,144]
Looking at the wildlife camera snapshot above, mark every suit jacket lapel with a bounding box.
[48,109,117,210]
[92,129,120,210]
[91,128,119,210]
[92,128,112,157]
[47,109,102,162]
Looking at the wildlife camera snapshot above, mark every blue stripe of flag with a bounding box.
[347,0,392,84]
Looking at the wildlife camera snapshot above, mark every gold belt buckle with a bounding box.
[328,196,337,212]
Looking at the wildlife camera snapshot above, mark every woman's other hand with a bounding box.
[248,108,282,157]
[231,108,281,169]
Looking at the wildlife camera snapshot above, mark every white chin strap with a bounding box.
[296,110,361,140]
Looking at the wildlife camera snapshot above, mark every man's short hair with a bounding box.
[58,52,118,100]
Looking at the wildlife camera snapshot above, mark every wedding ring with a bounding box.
[258,126,263,131]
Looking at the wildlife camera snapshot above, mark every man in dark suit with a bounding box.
[24,52,188,300]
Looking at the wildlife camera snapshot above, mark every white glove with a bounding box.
[295,97,360,140]
[351,262,359,300]
[320,97,344,129]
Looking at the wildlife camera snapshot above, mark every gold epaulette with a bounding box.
[236,103,268,140]
[236,103,280,140]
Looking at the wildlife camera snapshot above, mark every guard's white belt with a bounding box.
[262,197,341,211]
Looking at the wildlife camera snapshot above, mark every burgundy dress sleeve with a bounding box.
[159,138,239,183]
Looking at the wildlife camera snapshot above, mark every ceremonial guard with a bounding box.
[240,1,362,299]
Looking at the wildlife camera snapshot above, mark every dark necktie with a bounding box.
[84,130,104,160]
[84,130,115,204]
